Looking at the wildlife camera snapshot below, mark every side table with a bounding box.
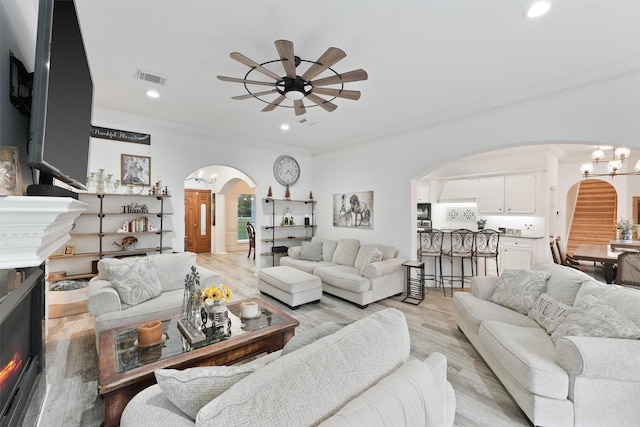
[402,260,426,304]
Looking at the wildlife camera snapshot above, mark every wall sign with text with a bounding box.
[90,126,151,145]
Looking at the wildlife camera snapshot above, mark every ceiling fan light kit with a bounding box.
[217,40,368,116]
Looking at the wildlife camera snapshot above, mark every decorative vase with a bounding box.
[206,301,229,331]
[623,231,633,241]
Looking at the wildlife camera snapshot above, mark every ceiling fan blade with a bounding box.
[312,87,361,100]
[294,99,306,116]
[300,47,346,81]
[217,75,277,87]
[310,69,368,87]
[230,52,282,81]
[305,93,337,112]
[261,95,286,112]
[275,39,296,78]
[232,89,278,100]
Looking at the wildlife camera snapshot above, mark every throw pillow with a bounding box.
[155,355,276,420]
[551,293,640,344]
[528,293,572,334]
[488,269,551,314]
[299,241,323,261]
[360,248,383,274]
[106,257,161,306]
[281,322,347,356]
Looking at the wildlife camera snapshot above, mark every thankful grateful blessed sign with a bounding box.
[90,126,150,145]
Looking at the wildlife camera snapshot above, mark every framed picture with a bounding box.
[121,154,151,186]
[63,245,76,256]
[333,191,373,229]
[0,146,23,196]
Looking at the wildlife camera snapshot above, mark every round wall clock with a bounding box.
[273,155,300,186]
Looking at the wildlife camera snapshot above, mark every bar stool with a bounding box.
[441,229,475,296]
[474,229,500,276]
[417,229,445,295]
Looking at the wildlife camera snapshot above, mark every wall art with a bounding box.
[121,154,151,186]
[0,146,22,196]
[333,191,373,229]
[91,126,151,144]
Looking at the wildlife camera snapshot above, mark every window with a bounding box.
[237,194,255,241]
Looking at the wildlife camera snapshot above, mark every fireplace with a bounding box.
[0,267,44,427]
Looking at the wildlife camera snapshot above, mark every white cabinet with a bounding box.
[477,174,536,214]
[417,182,430,202]
[500,237,533,271]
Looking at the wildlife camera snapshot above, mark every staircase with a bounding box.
[566,180,617,255]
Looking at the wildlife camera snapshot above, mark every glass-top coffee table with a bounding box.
[98,297,299,427]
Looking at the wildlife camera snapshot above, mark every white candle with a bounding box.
[240,301,260,318]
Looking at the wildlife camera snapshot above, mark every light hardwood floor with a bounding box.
[31,252,532,427]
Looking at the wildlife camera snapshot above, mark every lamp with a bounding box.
[580,146,640,178]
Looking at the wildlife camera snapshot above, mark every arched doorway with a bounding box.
[184,166,256,254]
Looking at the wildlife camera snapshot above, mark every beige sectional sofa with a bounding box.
[279,237,405,307]
[120,308,456,426]
[87,252,221,346]
[453,261,640,427]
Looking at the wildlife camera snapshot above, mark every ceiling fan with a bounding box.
[216,40,368,116]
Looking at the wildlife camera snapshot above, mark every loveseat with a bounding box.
[87,252,221,346]
[279,237,405,307]
[453,261,640,427]
[120,308,456,426]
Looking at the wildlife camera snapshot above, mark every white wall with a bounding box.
[312,75,640,260]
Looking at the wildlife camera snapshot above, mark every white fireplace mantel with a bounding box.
[0,196,88,269]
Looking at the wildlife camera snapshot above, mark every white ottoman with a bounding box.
[258,266,322,309]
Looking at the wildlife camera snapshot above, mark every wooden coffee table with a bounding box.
[98,297,298,427]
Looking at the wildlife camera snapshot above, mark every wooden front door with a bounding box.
[184,189,211,253]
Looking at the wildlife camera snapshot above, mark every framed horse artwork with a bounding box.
[333,191,373,229]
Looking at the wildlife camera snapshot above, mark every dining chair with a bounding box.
[556,236,606,281]
[615,251,640,287]
[417,229,445,295]
[441,229,475,296]
[474,229,500,276]
[550,238,560,264]
[246,221,256,260]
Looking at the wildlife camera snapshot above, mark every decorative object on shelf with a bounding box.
[281,207,294,226]
[616,218,638,240]
[273,155,300,186]
[96,168,105,194]
[122,202,149,214]
[334,191,373,229]
[150,177,162,195]
[284,184,291,200]
[580,146,639,178]
[216,40,368,117]
[113,235,139,251]
[477,218,487,230]
[63,245,75,256]
[0,146,22,196]
[267,186,273,199]
[309,191,314,200]
[121,153,151,186]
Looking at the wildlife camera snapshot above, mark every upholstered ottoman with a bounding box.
[258,266,322,309]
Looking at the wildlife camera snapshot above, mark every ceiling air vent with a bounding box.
[135,69,167,85]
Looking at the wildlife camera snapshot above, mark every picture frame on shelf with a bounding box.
[64,245,76,256]
[0,146,23,196]
[121,154,151,186]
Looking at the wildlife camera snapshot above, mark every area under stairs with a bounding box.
[567,180,617,255]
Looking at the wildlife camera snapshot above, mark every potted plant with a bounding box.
[616,218,638,240]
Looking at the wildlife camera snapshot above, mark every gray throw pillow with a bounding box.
[551,293,640,344]
[299,241,323,261]
[488,269,551,314]
[528,293,572,334]
[106,257,161,305]
[282,322,347,355]
[155,355,276,420]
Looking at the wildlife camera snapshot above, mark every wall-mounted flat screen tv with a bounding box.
[27,0,93,192]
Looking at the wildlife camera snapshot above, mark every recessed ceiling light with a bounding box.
[146,90,160,98]
[280,124,290,131]
[525,1,550,18]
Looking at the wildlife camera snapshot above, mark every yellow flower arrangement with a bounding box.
[198,284,233,306]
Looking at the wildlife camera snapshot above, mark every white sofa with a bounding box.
[87,252,221,346]
[453,262,640,427]
[120,308,456,426]
[280,237,405,307]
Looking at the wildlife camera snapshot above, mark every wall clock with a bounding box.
[273,155,300,186]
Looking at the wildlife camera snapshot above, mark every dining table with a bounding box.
[571,243,620,284]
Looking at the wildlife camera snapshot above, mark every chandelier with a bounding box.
[186,170,217,185]
[580,146,640,178]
